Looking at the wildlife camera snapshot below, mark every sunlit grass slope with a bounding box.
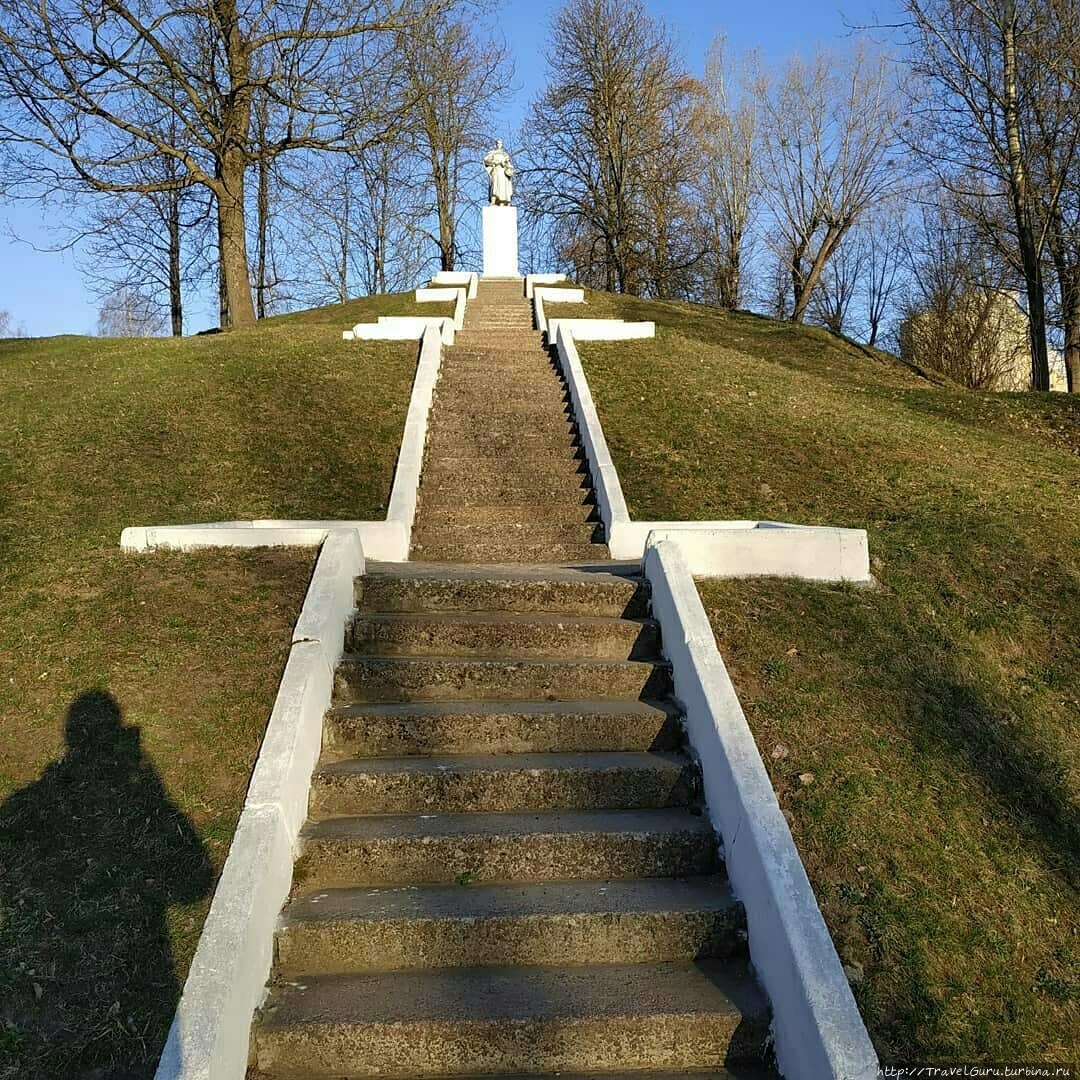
[0,292,437,1078]
[550,289,1080,1062]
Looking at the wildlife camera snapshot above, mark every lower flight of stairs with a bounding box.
[248,561,778,1079]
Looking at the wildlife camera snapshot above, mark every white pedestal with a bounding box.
[482,205,519,277]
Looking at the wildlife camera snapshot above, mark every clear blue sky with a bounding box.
[0,0,901,336]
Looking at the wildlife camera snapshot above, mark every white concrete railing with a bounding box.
[122,322,446,562]
[524,272,568,299]
[537,292,872,581]
[431,270,478,298]
[416,285,467,330]
[644,537,879,1080]
[154,529,364,1080]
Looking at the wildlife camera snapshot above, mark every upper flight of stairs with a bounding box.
[249,561,778,1079]
[411,279,608,563]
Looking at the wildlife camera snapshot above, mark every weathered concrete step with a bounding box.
[426,425,578,448]
[295,808,716,886]
[411,538,610,563]
[423,447,586,468]
[252,1072,775,1080]
[322,698,680,757]
[346,611,659,660]
[309,750,693,815]
[411,523,600,548]
[435,381,567,403]
[357,562,645,616]
[333,654,671,704]
[418,480,591,506]
[253,961,768,1076]
[420,458,586,485]
[410,503,597,526]
[276,875,743,974]
[434,401,574,421]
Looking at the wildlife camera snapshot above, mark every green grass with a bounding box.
[0,292,434,1078]
[551,290,1080,1062]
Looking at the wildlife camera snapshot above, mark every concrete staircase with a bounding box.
[410,279,607,562]
[247,280,777,1079]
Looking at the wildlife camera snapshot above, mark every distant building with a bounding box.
[900,289,1067,392]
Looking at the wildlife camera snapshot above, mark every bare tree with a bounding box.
[0,0,452,327]
[899,0,1079,390]
[97,286,170,336]
[860,197,908,347]
[898,195,1028,388]
[690,37,761,310]
[759,45,903,324]
[809,235,865,335]
[0,310,28,337]
[522,0,692,295]
[399,15,511,272]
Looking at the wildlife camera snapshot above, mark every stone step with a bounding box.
[410,503,596,526]
[275,875,744,974]
[410,538,610,563]
[425,425,579,449]
[346,611,659,660]
[435,377,567,400]
[432,400,574,420]
[356,562,646,616]
[417,479,591,506]
[252,1069,776,1080]
[333,654,670,704]
[295,808,716,886]
[321,699,680,757]
[421,454,586,481]
[309,750,693,816]
[252,961,768,1076]
[423,446,586,467]
[410,522,600,548]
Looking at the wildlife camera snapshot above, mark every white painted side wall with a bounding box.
[154,530,365,1080]
[431,271,478,298]
[385,323,443,552]
[123,322,446,562]
[524,273,568,298]
[644,537,879,1080]
[415,286,467,330]
[534,286,584,333]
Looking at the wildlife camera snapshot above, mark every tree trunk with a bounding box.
[217,152,256,328]
[1063,275,1080,393]
[1002,3,1051,390]
[256,152,270,319]
[167,190,183,336]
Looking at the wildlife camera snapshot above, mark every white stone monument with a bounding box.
[482,139,518,277]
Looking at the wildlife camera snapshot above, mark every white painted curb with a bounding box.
[416,286,467,330]
[544,298,871,581]
[524,272,568,299]
[534,286,584,332]
[123,319,446,563]
[431,270,478,298]
[385,323,443,551]
[644,537,879,1080]
[154,529,365,1080]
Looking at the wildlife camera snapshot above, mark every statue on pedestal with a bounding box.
[483,139,515,206]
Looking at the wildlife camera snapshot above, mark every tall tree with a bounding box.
[759,46,902,324]
[0,0,450,327]
[900,0,1078,390]
[97,286,170,336]
[399,14,510,272]
[522,0,691,295]
[690,37,761,310]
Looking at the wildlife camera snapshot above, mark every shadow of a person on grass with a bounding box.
[0,690,213,1080]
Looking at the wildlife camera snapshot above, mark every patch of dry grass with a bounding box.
[0,293,426,1077]
[556,289,1080,1061]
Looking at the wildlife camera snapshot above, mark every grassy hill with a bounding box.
[0,292,440,1079]
[549,290,1080,1062]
